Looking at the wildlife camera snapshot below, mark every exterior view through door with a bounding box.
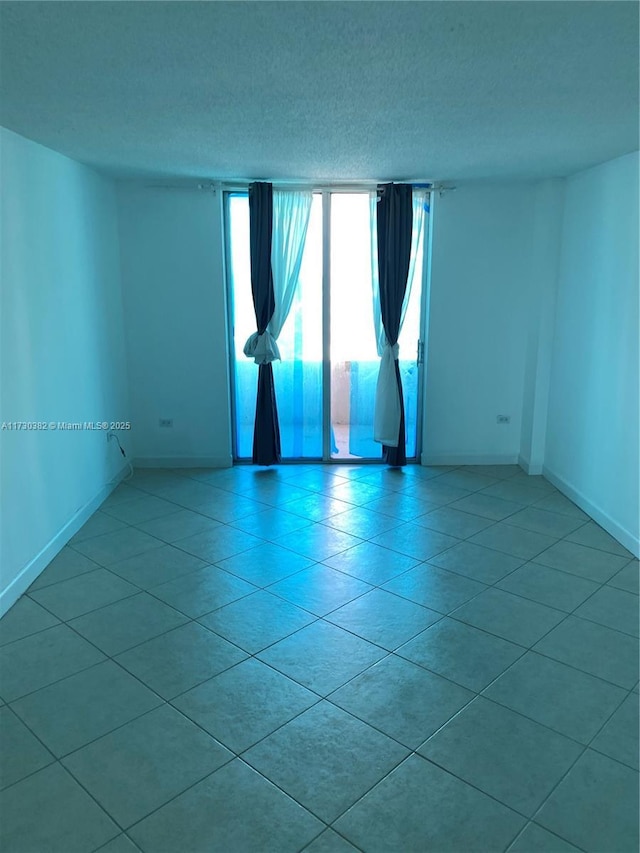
[227,187,430,464]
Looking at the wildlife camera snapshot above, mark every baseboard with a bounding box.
[0,463,130,618]
[518,454,544,475]
[543,466,640,558]
[133,456,233,469]
[421,452,519,467]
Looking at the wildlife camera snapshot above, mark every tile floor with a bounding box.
[0,463,638,852]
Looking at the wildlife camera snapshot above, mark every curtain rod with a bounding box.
[193,180,455,194]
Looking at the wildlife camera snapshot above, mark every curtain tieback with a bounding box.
[373,342,401,446]
[243,330,281,365]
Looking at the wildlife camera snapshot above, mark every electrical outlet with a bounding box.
[158,418,173,428]
[496,415,511,424]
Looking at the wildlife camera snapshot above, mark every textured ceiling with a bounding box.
[0,1,638,182]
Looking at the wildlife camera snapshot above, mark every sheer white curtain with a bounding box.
[243,190,313,364]
[370,189,428,445]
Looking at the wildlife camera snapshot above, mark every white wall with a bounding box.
[0,128,130,612]
[545,151,639,555]
[423,185,536,465]
[116,185,232,468]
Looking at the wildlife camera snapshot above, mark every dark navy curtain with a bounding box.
[249,182,281,465]
[377,183,413,466]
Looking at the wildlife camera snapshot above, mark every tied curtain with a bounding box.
[370,184,428,466]
[243,183,312,465]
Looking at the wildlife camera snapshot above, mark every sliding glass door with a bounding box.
[227,190,427,462]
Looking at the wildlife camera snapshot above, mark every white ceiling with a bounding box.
[0,1,638,183]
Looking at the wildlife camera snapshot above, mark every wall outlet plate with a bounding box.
[159,418,173,428]
[496,415,511,424]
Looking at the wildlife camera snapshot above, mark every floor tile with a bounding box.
[230,507,313,538]
[608,559,639,594]
[508,822,582,852]
[173,657,318,753]
[590,692,639,770]
[11,659,161,757]
[275,524,363,561]
[468,522,557,560]
[532,492,589,519]
[257,620,386,695]
[429,541,523,584]
[574,585,639,637]
[536,750,639,853]
[95,835,141,853]
[323,541,419,585]
[103,495,179,525]
[369,523,459,561]
[268,564,373,617]
[70,511,129,543]
[482,481,553,506]
[149,565,256,618]
[504,473,556,494]
[151,479,227,507]
[28,569,138,620]
[188,490,269,523]
[28,546,101,591]
[504,507,585,539]
[400,479,471,506]
[448,492,525,521]
[397,617,524,692]
[72,527,164,566]
[116,622,247,699]
[238,480,314,508]
[322,506,401,539]
[432,470,500,493]
[497,562,599,612]
[326,588,440,650]
[0,706,54,789]
[321,478,389,506]
[534,540,629,583]
[0,596,59,646]
[284,493,355,522]
[244,701,408,822]
[216,541,315,586]
[199,590,315,653]
[0,763,118,853]
[534,616,639,688]
[418,697,582,816]
[452,587,565,647]
[333,754,524,853]
[383,563,486,613]
[565,520,633,557]
[280,468,349,494]
[460,464,522,480]
[101,483,147,508]
[362,491,439,521]
[175,525,264,563]
[131,759,323,852]
[68,592,188,655]
[303,829,359,852]
[415,506,494,538]
[107,544,207,589]
[484,651,627,743]
[62,704,232,828]
[0,624,106,702]
[136,508,222,543]
[329,654,473,749]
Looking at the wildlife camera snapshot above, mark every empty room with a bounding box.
[0,1,638,852]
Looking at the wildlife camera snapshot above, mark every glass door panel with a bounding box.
[329,194,380,459]
[228,193,323,459]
